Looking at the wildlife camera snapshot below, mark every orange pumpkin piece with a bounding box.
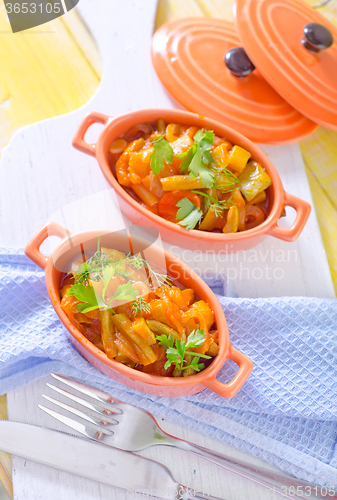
[170,134,193,156]
[142,171,165,198]
[212,143,230,170]
[129,149,152,181]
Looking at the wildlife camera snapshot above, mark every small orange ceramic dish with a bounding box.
[25,222,253,398]
[72,109,311,252]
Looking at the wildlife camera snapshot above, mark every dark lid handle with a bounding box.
[302,23,333,53]
[224,47,255,78]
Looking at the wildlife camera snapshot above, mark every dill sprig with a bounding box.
[131,297,151,316]
[69,239,172,315]
[74,251,130,285]
[214,167,239,193]
[126,253,172,288]
[192,190,235,217]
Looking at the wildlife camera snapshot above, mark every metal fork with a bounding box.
[39,374,336,500]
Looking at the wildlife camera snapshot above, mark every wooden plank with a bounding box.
[155,0,203,28]
[60,9,102,77]
[0,3,102,495]
[8,376,287,500]
[0,396,12,499]
[305,166,337,294]
[0,0,336,497]
[301,127,337,211]
[194,0,234,20]
[0,4,100,152]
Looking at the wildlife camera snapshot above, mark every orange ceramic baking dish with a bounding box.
[72,109,311,252]
[25,222,253,398]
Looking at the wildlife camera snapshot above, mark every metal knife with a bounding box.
[0,421,222,500]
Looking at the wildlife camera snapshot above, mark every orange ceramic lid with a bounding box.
[234,0,337,130]
[151,17,317,144]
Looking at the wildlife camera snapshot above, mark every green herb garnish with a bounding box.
[215,167,239,193]
[125,253,172,288]
[68,284,102,314]
[69,280,139,314]
[156,329,211,372]
[193,129,215,165]
[177,130,216,189]
[177,146,195,174]
[131,297,151,316]
[192,190,235,218]
[68,238,172,314]
[110,282,139,302]
[176,197,196,219]
[176,197,203,230]
[150,136,174,175]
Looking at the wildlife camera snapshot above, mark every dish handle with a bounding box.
[25,222,69,270]
[268,192,311,242]
[72,111,111,157]
[204,347,253,398]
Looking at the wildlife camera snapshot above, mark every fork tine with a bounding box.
[51,374,121,407]
[42,394,119,427]
[38,405,113,441]
[46,383,122,417]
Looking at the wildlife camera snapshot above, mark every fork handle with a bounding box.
[171,440,336,500]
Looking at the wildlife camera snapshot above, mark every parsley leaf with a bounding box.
[175,339,186,362]
[176,197,195,220]
[177,207,203,230]
[194,130,214,162]
[189,145,215,189]
[164,347,182,370]
[178,146,195,174]
[78,304,101,314]
[193,129,207,143]
[186,329,207,348]
[111,282,139,302]
[175,130,216,187]
[150,137,174,175]
[156,334,175,349]
[156,329,211,373]
[102,266,115,301]
[68,283,98,307]
[68,283,103,314]
[187,357,205,372]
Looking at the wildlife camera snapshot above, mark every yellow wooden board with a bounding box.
[0,5,100,151]
[0,0,336,496]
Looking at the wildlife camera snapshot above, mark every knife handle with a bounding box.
[179,485,222,500]
[177,441,337,500]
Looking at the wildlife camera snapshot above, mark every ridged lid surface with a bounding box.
[234,0,337,130]
[151,17,317,144]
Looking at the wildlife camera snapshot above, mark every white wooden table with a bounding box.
[0,0,335,498]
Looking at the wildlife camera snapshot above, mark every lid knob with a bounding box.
[224,47,255,78]
[302,23,333,53]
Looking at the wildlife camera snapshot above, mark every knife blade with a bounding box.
[0,421,220,500]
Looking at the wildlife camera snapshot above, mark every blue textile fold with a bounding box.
[1,248,336,487]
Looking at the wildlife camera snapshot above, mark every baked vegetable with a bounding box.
[109,120,272,233]
[60,240,217,377]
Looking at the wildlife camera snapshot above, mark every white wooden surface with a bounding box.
[0,0,335,498]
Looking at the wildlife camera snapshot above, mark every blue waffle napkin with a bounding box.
[1,248,337,487]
